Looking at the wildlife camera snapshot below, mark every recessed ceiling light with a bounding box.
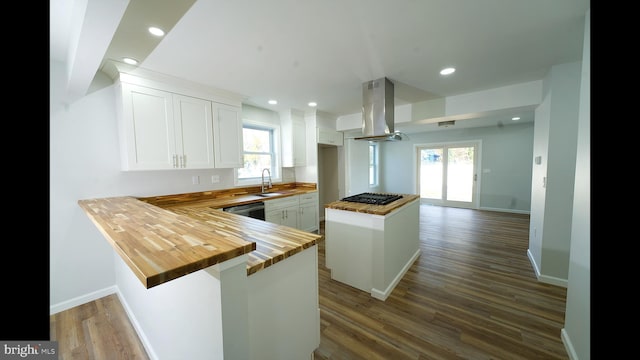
[123,57,138,65]
[148,27,165,37]
[268,99,278,105]
[440,67,456,75]
[308,102,317,107]
[512,116,521,121]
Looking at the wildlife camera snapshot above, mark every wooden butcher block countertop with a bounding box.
[325,194,420,215]
[78,183,322,289]
[166,204,322,276]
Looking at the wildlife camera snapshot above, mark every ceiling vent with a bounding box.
[438,120,456,127]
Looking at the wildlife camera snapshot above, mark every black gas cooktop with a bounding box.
[341,192,403,205]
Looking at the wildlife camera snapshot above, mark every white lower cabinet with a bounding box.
[265,196,299,228]
[265,193,319,232]
[298,192,319,232]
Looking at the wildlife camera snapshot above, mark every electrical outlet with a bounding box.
[211,175,220,183]
[192,176,200,185]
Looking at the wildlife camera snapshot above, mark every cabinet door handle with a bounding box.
[173,154,178,168]
[181,154,186,168]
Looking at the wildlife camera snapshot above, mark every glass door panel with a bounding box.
[417,141,479,209]
[419,148,443,199]
[446,146,474,202]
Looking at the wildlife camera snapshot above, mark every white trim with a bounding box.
[527,248,541,278]
[371,249,421,301]
[538,274,568,288]
[478,206,530,214]
[561,328,579,360]
[527,249,568,288]
[114,288,160,360]
[50,285,117,315]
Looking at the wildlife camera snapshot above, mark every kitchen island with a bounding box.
[324,193,420,300]
[78,186,322,360]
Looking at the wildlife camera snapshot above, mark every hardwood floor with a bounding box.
[50,292,148,359]
[51,205,568,359]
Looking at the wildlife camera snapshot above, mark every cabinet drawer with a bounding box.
[298,192,318,204]
[265,195,299,211]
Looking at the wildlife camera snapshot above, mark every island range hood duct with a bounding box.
[354,77,405,142]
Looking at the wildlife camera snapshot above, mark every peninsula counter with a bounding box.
[78,187,322,360]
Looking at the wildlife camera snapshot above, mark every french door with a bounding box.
[416,141,480,209]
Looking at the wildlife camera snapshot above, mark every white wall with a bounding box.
[51,62,257,312]
[50,63,321,311]
[343,138,371,196]
[562,8,590,360]
[529,82,552,269]
[543,61,581,281]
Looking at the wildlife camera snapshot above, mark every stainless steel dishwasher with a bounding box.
[222,202,265,220]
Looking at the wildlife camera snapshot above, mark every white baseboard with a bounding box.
[527,249,541,278]
[114,289,159,360]
[538,274,568,288]
[478,206,530,214]
[561,328,579,360]
[527,249,568,288]
[49,286,117,315]
[371,249,421,301]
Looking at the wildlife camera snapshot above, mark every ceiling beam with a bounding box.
[65,0,129,103]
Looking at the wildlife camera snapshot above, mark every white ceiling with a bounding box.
[50,0,589,133]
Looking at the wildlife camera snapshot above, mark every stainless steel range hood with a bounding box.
[354,77,404,142]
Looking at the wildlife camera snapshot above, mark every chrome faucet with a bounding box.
[261,168,272,193]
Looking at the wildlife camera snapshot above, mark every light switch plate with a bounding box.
[535,156,542,165]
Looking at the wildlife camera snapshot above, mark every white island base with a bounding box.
[325,198,420,300]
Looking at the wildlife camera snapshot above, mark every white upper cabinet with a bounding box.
[115,73,244,171]
[212,103,243,168]
[117,83,178,170]
[173,94,215,169]
[280,109,307,167]
[317,127,344,146]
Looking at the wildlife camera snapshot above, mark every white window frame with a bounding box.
[235,120,282,186]
[369,143,379,188]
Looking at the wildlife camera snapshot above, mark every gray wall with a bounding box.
[529,60,582,286]
[379,123,534,212]
[563,8,590,360]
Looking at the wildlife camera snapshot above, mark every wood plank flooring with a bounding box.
[50,205,568,359]
[50,292,148,359]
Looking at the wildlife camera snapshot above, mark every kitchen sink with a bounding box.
[255,192,284,197]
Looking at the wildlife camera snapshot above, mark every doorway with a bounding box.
[416,141,480,209]
[318,144,342,220]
